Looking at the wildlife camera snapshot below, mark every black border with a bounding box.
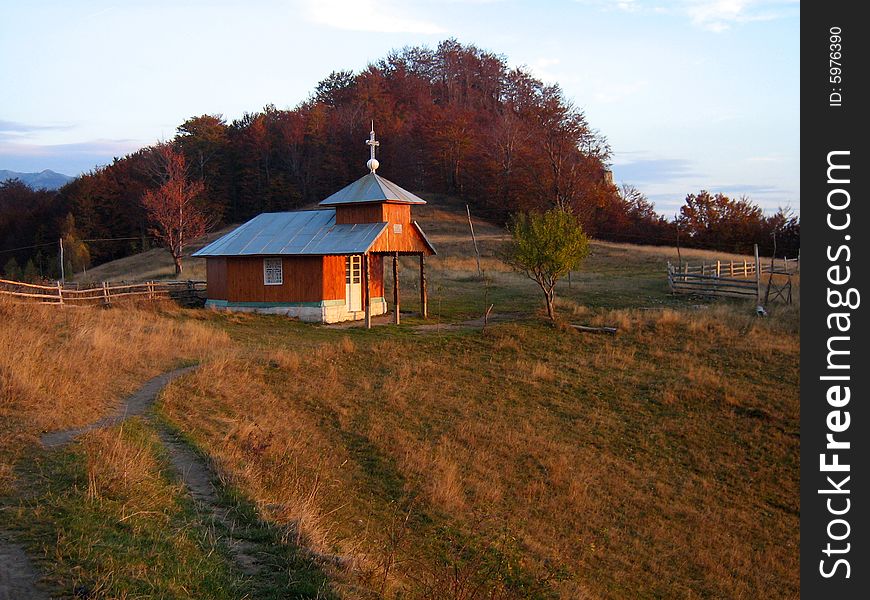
[800,4,868,596]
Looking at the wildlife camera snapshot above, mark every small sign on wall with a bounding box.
[393,223,403,234]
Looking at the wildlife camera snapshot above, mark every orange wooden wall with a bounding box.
[224,256,323,303]
[335,202,432,255]
[207,255,386,304]
[369,254,384,297]
[369,222,433,254]
[335,204,385,224]
[322,255,346,301]
[206,257,228,300]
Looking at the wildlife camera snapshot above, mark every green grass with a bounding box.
[157,418,340,600]
[3,419,246,599]
[3,418,338,599]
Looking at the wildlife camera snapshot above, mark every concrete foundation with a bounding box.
[205,297,387,323]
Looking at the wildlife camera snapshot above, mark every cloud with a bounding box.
[580,0,797,32]
[592,79,647,103]
[684,0,779,31]
[300,0,445,34]
[706,182,789,196]
[0,120,75,139]
[611,156,704,185]
[746,154,789,163]
[0,139,145,175]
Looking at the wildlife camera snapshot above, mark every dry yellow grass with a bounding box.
[158,302,799,599]
[82,424,177,517]
[5,197,800,597]
[0,298,229,493]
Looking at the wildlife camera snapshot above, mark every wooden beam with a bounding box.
[466,205,482,277]
[419,254,428,319]
[393,251,400,325]
[363,253,371,329]
[754,243,761,304]
[570,324,618,335]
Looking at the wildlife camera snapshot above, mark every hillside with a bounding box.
[77,193,761,294]
[0,169,73,190]
[1,195,799,599]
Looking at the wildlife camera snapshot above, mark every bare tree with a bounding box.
[141,143,208,275]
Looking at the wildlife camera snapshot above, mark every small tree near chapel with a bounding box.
[504,207,589,321]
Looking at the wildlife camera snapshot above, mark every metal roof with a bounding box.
[319,172,426,206]
[192,210,387,257]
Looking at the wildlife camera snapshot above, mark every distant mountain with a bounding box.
[0,169,74,190]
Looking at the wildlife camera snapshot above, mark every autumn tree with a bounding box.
[141,144,208,274]
[504,207,589,321]
[60,213,91,276]
[676,191,766,253]
[7,40,723,274]
[176,114,231,221]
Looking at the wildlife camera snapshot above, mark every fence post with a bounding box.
[466,205,482,278]
[56,281,64,305]
[102,281,110,306]
[729,261,734,277]
[754,244,761,303]
[716,260,721,277]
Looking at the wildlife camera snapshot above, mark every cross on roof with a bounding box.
[366,121,380,173]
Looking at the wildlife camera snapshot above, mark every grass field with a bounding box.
[2,198,799,599]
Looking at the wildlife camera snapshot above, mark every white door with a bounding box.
[346,255,362,312]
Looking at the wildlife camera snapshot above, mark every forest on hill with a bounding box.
[1,40,798,281]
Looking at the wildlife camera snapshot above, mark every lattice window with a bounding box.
[263,258,283,285]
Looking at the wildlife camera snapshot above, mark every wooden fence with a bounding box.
[0,278,206,306]
[671,257,799,278]
[667,265,760,299]
[667,247,798,300]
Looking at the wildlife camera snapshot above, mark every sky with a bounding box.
[0,0,799,216]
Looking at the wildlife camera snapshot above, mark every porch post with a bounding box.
[363,253,371,329]
[393,251,400,325]
[419,253,428,319]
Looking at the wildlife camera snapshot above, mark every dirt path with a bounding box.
[157,428,262,576]
[0,536,51,600]
[40,366,197,448]
[3,366,199,599]
[32,364,268,584]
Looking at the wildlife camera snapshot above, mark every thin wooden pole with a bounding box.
[716,260,721,277]
[363,253,371,329]
[465,204,482,277]
[676,225,682,268]
[392,252,400,325]
[419,254,428,319]
[58,237,65,284]
[754,243,761,303]
[56,280,64,305]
